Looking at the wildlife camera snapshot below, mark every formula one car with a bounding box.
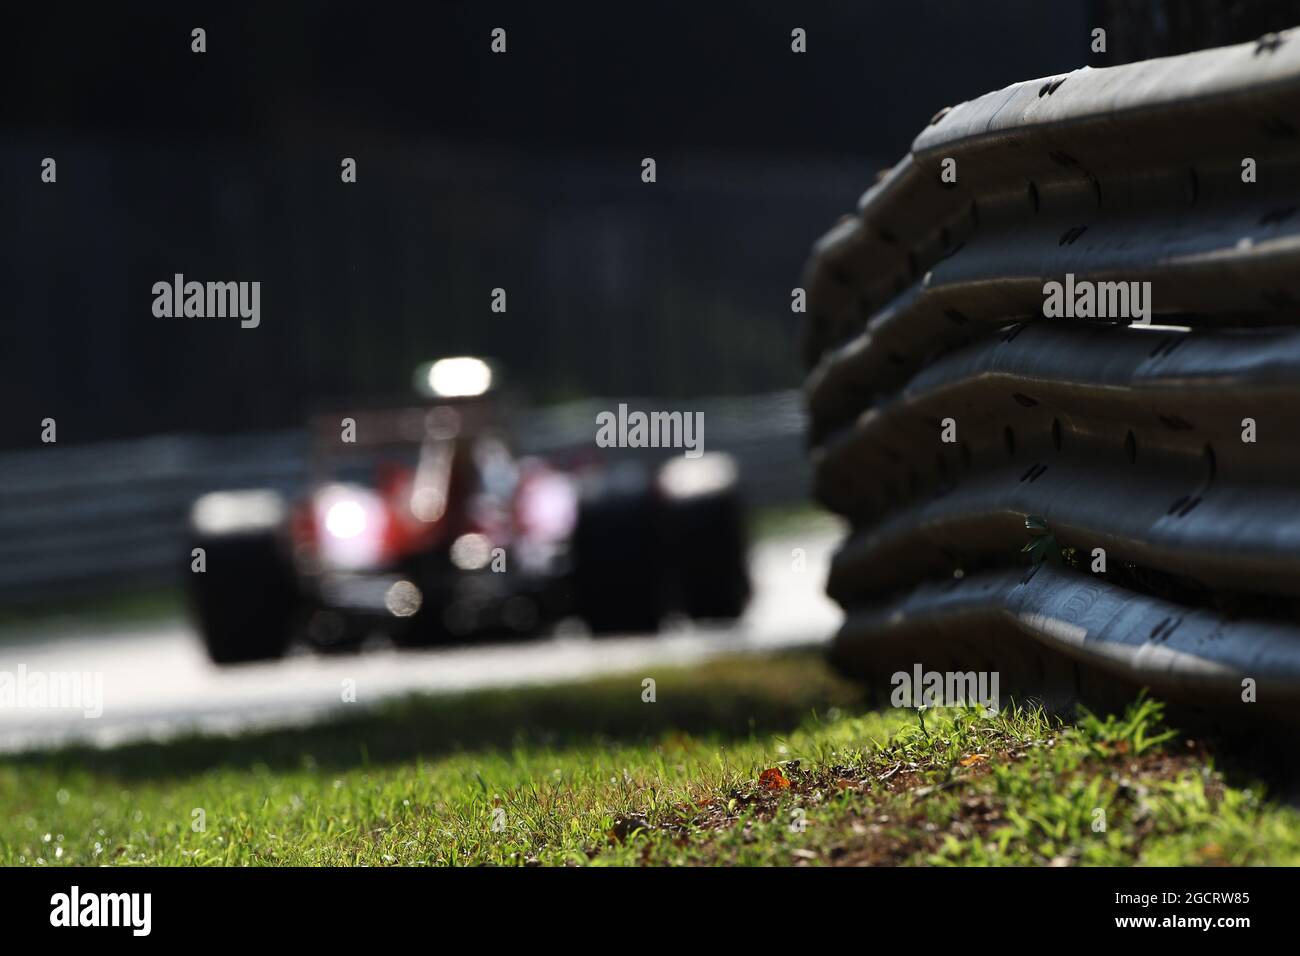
[185,358,750,664]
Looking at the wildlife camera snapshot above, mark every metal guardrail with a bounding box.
[0,393,807,604]
[803,29,1300,715]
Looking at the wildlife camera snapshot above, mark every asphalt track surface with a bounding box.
[0,527,842,753]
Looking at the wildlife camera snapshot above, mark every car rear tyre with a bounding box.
[660,455,751,621]
[188,492,297,664]
[573,464,665,635]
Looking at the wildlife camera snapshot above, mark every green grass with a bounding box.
[750,501,843,540]
[0,586,184,639]
[2,650,1297,866]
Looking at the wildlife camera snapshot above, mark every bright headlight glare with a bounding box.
[424,357,492,398]
[324,499,368,539]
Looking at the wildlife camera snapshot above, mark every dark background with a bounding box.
[2,0,1296,449]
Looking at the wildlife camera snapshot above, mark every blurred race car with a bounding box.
[185,358,750,664]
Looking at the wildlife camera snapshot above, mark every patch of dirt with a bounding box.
[668,733,1219,867]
